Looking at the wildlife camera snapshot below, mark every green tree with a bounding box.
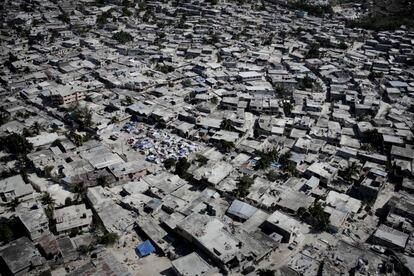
[211,96,219,104]
[210,33,220,44]
[97,11,111,25]
[44,166,54,178]
[41,192,55,207]
[343,161,360,181]
[155,63,174,74]
[279,152,298,176]
[274,84,285,94]
[255,149,279,170]
[175,157,191,179]
[78,244,93,254]
[235,176,254,198]
[138,1,147,11]
[142,10,153,23]
[0,113,10,126]
[176,14,187,28]
[363,129,383,152]
[338,41,348,50]
[65,197,73,206]
[266,170,279,182]
[72,182,87,202]
[96,176,109,187]
[300,75,314,89]
[306,43,321,59]
[182,79,192,87]
[41,192,56,221]
[125,95,133,105]
[122,7,133,16]
[1,133,33,155]
[284,161,298,176]
[290,0,333,17]
[58,13,70,24]
[308,202,330,232]
[163,158,176,170]
[44,205,54,221]
[220,141,235,153]
[368,71,384,81]
[262,33,274,46]
[98,232,119,245]
[31,122,42,135]
[22,128,34,138]
[20,168,30,184]
[112,31,133,44]
[72,105,93,129]
[220,119,234,131]
[196,154,208,166]
[282,101,293,116]
[346,13,414,31]
[0,223,13,242]
[68,131,86,146]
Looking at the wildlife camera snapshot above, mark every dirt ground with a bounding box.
[108,230,174,275]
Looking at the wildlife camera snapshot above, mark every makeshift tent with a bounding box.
[136,240,155,257]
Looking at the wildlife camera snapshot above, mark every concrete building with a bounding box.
[0,175,34,204]
[49,85,86,105]
[53,204,93,234]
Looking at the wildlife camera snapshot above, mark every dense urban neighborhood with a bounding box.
[0,0,413,275]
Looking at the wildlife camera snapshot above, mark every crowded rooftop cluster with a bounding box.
[0,0,413,275]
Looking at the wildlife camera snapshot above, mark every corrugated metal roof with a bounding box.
[227,199,257,220]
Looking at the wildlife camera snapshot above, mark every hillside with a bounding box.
[346,0,414,30]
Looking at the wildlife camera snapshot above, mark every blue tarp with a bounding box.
[270,162,282,169]
[136,240,155,257]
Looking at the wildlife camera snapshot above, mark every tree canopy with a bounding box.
[112,31,133,44]
[174,157,191,179]
[290,0,333,17]
[98,232,119,245]
[255,149,279,170]
[235,176,254,198]
[219,140,235,153]
[71,105,93,130]
[163,158,176,170]
[307,202,330,232]
[1,133,33,155]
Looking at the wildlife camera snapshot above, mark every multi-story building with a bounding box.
[49,85,86,105]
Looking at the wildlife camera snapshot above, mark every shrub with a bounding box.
[98,232,119,245]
